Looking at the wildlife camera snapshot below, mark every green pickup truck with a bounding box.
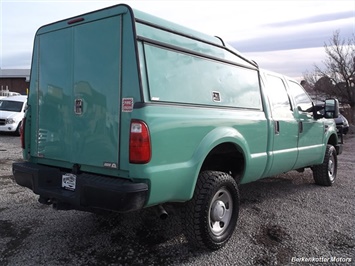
[13,4,342,250]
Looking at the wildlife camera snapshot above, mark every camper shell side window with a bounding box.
[136,22,262,110]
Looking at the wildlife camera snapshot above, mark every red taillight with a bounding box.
[129,120,151,164]
[20,117,26,149]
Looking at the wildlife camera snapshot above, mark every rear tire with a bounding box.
[183,171,239,250]
[313,145,337,186]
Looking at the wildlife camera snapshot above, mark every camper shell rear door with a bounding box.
[35,12,122,170]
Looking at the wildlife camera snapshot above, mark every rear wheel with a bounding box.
[183,171,239,250]
[313,145,337,186]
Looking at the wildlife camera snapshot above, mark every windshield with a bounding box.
[0,100,24,112]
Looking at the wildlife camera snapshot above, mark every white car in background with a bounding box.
[0,95,27,135]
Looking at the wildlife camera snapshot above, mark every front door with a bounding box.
[287,80,324,168]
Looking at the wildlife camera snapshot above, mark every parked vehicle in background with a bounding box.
[0,95,27,135]
[12,4,342,251]
[335,113,349,135]
[315,102,349,138]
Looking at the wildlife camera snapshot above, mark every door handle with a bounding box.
[299,121,303,133]
[274,121,280,134]
[74,99,83,115]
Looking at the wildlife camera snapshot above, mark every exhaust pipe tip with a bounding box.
[157,205,168,220]
[38,196,51,205]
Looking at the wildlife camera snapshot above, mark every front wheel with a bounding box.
[183,171,239,250]
[313,145,337,186]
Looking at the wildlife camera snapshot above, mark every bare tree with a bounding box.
[303,30,355,123]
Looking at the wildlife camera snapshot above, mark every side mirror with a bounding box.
[324,98,339,118]
[311,103,324,120]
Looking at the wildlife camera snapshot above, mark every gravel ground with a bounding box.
[0,131,354,265]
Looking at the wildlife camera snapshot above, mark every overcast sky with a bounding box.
[0,0,354,80]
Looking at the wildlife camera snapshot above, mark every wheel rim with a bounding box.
[328,153,336,182]
[208,187,233,236]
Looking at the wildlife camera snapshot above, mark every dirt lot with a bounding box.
[0,132,354,265]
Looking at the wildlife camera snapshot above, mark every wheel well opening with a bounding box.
[201,143,245,183]
[328,133,337,147]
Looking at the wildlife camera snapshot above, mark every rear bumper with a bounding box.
[12,162,148,213]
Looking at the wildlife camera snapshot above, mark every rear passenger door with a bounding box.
[263,74,299,176]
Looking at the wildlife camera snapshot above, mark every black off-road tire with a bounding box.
[182,171,239,250]
[313,144,337,186]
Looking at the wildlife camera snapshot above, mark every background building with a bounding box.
[0,69,30,95]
